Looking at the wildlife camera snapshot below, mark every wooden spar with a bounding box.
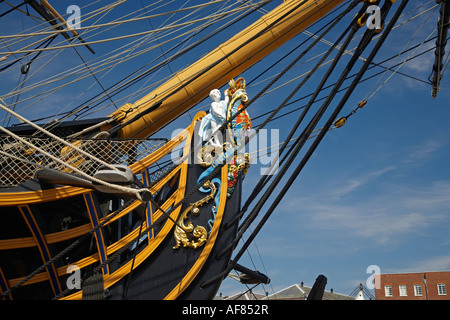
[109,0,346,139]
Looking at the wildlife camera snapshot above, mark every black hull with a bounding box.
[109,164,241,300]
[0,112,244,300]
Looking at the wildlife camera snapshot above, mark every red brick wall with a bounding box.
[374,271,450,300]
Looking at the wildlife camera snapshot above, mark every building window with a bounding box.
[385,285,393,297]
[399,285,407,297]
[437,283,447,295]
[414,284,422,296]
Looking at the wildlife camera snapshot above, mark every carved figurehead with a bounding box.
[198,89,229,148]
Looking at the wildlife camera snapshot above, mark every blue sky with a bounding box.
[1,0,449,299]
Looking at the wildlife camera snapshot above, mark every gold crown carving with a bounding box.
[226,77,246,98]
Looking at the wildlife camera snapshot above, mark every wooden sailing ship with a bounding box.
[0,0,447,299]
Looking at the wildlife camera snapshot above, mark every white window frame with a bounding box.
[384,285,393,297]
[414,284,423,296]
[437,283,447,296]
[399,285,407,297]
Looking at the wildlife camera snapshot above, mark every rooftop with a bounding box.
[216,283,355,300]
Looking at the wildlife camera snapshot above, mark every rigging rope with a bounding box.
[231,0,367,244]
[0,0,413,300]
[0,196,135,298]
[247,1,439,99]
[0,0,241,87]
[201,0,408,289]
[224,0,361,229]
[56,3,330,275]
[0,1,230,39]
[0,0,266,127]
[90,0,251,112]
[363,4,438,102]
[119,0,338,139]
[104,0,311,137]
[128,0,438,138]
[1,0,434,130]
[1,164,180,299]
[0,0,138,49]
[249,35,442,127]
[86,0,366,243]
[61,0,342,124]
[0,100,152,201]
[0,3,265,56]
[234,0,409,277]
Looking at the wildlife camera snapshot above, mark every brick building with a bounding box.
[374,271,450,300]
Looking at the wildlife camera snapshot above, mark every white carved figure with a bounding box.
[199,89,229,147]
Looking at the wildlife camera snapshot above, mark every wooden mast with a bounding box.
[109,0,346,139]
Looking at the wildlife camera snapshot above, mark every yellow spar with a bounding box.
[108,0,346,139]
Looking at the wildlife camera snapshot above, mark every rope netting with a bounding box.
[0,135,166,187]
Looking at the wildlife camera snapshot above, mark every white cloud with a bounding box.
[402,46,435,74]
[387,254,450,274]
[404,138,447,164]
[278,171,450,246]
[305,203,431,245]
[250,131,449,255]
[327,166,396,199]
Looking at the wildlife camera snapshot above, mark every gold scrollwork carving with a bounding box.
[197,142,234,168]
[197,145,217,167]
[173,181,217,249]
